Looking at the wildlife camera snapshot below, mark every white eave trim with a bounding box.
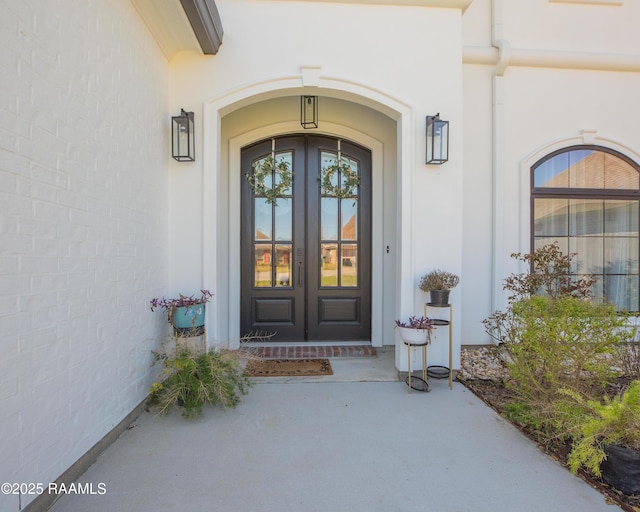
[549,0,623,5]
[275,0,474,11]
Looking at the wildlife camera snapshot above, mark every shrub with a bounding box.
[565,381,640,477]
[483,243,633,437]
[505,296,626,399]
[618,339,640,379]
[502,243,595,302]
[149,337,253,419]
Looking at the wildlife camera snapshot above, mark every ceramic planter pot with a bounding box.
[171,304,206,329]
[429,290,450,307]
[397,326,431,344]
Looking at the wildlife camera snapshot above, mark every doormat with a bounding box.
[245,358,333,377]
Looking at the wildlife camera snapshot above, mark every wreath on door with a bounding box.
[321,161,360,199]
[245,155,293,206]
[246,155,360,204]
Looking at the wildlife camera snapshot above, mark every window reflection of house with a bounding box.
[342,214,356,240]
[322,244,337,264]
[533,148,640,311]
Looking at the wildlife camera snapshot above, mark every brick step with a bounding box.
[244,345,377,359]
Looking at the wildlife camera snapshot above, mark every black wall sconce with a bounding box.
[426,113,449,164]
[300,96,318,129]
[172,109,195,162]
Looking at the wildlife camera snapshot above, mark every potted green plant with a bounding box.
[150,290,213,331]
[149,335,253,419]
[565,380,640,495]
[419,270,459,307]
[395,316,434,344]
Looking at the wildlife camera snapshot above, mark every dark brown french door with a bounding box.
[240,135,371,341]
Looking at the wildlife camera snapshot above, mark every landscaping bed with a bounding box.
[459,346,640,512]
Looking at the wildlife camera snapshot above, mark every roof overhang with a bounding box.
[132,0,471,61]
[276,0,475,11]
[179,0,223,55]
[130,0,223,60]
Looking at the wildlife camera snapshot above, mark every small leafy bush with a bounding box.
[501,243,595,302]
[149,337,253,419]
[618,339,640,379]
[483,243,633,437]
[506,296,626,399]
[565,381,640,477]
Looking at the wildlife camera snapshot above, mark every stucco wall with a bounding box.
[461,0,640,344]
[0,0,170,508]
[218,97,399,347]
[463,0,640,53]
[2,0,639,499]
[167,0,466,369]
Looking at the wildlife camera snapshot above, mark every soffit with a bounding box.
[275,0,475,11]
[130,0,217,60]
[131,0,470,61]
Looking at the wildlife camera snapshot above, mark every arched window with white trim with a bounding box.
[531,145,640,312]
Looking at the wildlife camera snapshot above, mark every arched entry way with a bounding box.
[240,135,372,341]
[203,78,414,349]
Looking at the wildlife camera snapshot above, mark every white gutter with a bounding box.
[491,0,510,313]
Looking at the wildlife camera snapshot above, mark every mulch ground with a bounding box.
[459,377,640,512]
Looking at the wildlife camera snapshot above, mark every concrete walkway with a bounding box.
[48,349,620,512]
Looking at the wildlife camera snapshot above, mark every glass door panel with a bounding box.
[319,148,360,289]
[251,151,293,289]
[321,243,338,287]
[242,136,371,341]
[274,198,292,241]
[341,244,358,287]
[254,198,272,240]
[341,199,358,240]
[254,244,272,287]
[321,198,338,240]
[275,244,292,287]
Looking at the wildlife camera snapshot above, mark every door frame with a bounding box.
[229,121,384,346]
[240,135,373,341]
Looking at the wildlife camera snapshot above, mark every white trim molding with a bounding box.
[549,0,622,5]
[518,133,640,263]
[202,74,414,349]
[276,0,474,11]
[463,47,640,72]
[228,122,385,348]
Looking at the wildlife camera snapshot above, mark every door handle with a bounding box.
[298,260,303,286]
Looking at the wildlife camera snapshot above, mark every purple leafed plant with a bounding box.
[150,290,213,313]
[395,316,433,330]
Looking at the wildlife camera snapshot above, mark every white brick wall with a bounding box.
[0,0,170,509]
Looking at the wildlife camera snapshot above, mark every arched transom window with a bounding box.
[532,145,640,312]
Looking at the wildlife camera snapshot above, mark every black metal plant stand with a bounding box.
[424,304,453,390]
